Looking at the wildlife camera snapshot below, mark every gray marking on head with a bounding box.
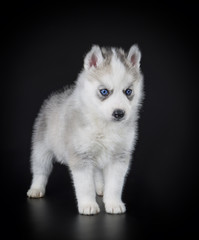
[100,47,128,67]
[101,47,113,66]
[87,46,140,83]
[114,48,135,70]
[100,47,136,72]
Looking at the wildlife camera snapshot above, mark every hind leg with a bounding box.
[94,168,104,196]
[27,143,53,198]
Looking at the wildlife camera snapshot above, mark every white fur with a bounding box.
[27,45,144,215]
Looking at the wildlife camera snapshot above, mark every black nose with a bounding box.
[112,109,125,120]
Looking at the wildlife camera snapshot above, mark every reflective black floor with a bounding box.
[5,171,198,240]
[26,196,131,240]
[2,152,198,240]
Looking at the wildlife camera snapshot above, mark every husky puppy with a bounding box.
[27,45,144,215]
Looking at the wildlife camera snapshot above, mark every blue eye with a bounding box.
[100,89,109,96]
[125,89,132,96]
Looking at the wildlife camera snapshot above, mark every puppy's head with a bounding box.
[79,45,144,123]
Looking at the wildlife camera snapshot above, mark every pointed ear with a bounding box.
[84,45,103,70]
[127,44,141,69]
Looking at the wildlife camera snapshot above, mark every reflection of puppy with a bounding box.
[27,45,144,215]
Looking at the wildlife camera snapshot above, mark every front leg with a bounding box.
[71,165,100,215]
[103,160,129,214]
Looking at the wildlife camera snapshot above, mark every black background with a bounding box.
[1,1,199,239]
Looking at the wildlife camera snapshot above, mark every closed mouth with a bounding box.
[112,117,125,122]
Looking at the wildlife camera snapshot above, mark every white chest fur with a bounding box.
[69,122,135,169]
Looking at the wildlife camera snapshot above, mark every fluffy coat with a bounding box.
[27,45,144,215]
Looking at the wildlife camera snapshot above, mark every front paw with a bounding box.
[78,202,100,215]
[27,188,45,198]
[105,201,126,214]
